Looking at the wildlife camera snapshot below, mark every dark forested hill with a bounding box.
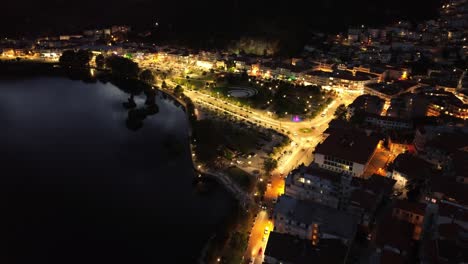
[1,0,440,45]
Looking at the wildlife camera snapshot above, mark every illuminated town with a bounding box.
[1,0,467,263]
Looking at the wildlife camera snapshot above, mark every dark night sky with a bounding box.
[1,0,441,38]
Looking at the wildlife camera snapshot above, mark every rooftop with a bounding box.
[264,232,348,264]
[436,239,468,263]
[275,195,358,240]
[366,80,418,96]
[376,216,414,252]
[427,132,468,153]
[304,165,342,183]
[359,174,396,196]
[315,130,381,164]
[307,70,375,81]
[394,200,427,216]
[365,113,413,124]
[349,94,385,115]
[380,250,406,264]
[392,153,433,179]
[423,90,467,108]
[349,189,379,211]
[452,151,468,178]
[438,223,467,241]
[438,202,468,222]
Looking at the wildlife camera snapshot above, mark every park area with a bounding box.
[195,73,335,119]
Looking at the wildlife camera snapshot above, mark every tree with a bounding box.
[105,55,140,79]
[257,181,267,196]
[174,85,184,96]
[59,50,76,68]
[140,69,155,84]
[334,104,347,120]
[59,49,92,68]
[76,49,92,67]
[263,158,278,174]
[95,54,105,69]
[161,80,168,89]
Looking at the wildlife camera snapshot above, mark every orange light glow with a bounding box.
[399,71,408,80]
[251,65,260,76]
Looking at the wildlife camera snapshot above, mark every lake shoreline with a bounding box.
[0,61,245,263]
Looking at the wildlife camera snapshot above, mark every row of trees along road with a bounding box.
[59,50,156,84]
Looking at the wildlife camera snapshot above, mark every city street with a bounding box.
[245,210,273,264]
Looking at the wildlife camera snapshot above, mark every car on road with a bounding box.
[321,113,326,117]
[264,227,269,234]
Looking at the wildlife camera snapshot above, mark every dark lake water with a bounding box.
[0,77,235,264]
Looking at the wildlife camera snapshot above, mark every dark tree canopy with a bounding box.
[139,69,155,84]
[105,55,140,79]
[59,49,92,68]
[334,104,347,120]
[174,85,184,96]
[263,158,278,174]
[95,54,105,69]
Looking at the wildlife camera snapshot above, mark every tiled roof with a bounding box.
[265,232,348,264]
[315,130,381,164]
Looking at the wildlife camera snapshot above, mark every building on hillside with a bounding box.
[347,189,380,226]
[392,200,428,240]
[314,130,382,177]
[388,131,415,154]
[273,195,358,245]
[390,153,434,190]
[264,232,349,264]
[364,114,413,130]
[374,216,414,259]
[304,70,376,92]
[347,94,385,119]
[436,202,468,230]
[285,165,352,209]
[364,81,420,101]
[429,175,468,207]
